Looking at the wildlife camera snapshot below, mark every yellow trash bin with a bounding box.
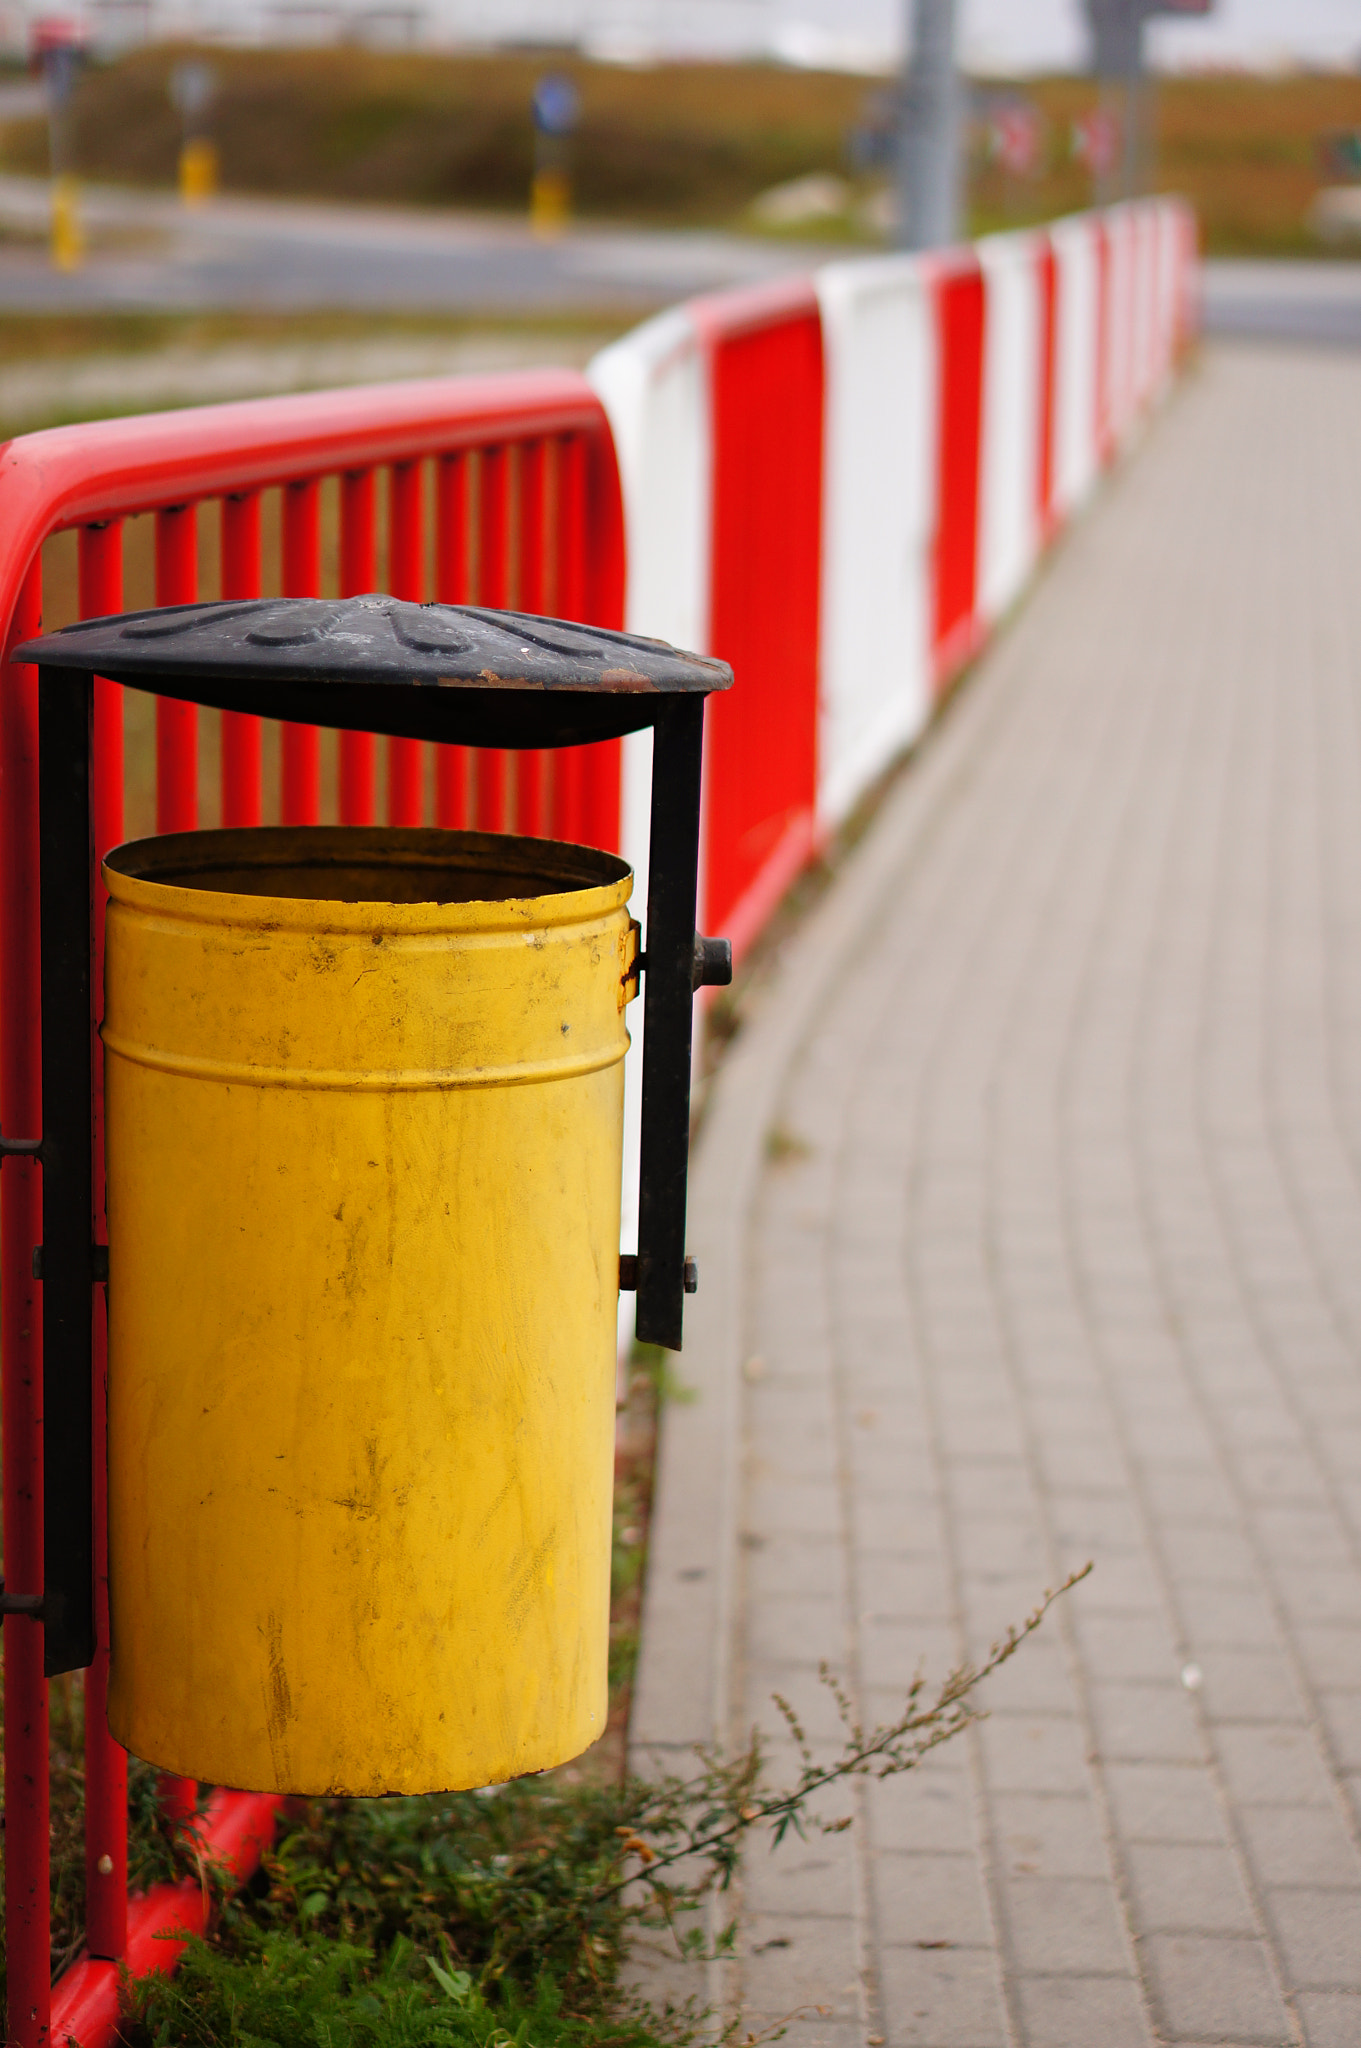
[102,824,637,1797]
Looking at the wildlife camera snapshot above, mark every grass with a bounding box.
[0,44,868,229]
[0,310,621,370]
[0,47,1357,254]
[0,309,630,443]
[120,1936,672,2048]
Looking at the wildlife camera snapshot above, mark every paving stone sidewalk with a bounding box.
[629,342,1361,2047]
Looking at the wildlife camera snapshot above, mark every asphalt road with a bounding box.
[0,174,821,315]
[0,178,1356,345]
[1201,257,1361,349]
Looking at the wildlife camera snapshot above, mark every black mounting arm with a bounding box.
[36,667,98,1677]
[633,698,730,1351]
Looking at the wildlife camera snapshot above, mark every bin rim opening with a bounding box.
[103,824,632,913]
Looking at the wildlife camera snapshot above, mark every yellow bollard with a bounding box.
[530,167,571,238]
[50,174,83,270]
[103,825,637,1796]
[178,137,218,207]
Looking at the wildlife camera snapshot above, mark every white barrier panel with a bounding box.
[1050,214,1101,518]
[1152,199,1178,395]
[814,254,937,831]
[589,308,712,1359]
[1130,203,1154,411]
[977,230,1044,627]
[1172,198,1200,357]
[1105,205,1138,453]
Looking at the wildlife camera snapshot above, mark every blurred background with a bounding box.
[0,0,1357,437]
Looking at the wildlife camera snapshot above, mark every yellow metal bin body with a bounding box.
[102,826,634,1797]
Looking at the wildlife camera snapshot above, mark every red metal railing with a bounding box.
[0,370,625,2048]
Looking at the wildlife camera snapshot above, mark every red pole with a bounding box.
[515,439,547,839]
[388,459,424,827]
[552,436,587,844]
[573,427,623,855]
[2,557,51,2048]
[281,480,321,826]
[434,453,468,829]
[78,522,130,1964]
[154,506,197,833]
[339,471,376,826]
[476,446,510,832]
[151,505,199,1827]
[221,493,263,829]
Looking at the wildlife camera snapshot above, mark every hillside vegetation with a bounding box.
[0,46,1357,251]
[0,46,866,224]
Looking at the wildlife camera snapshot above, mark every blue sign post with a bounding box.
[531,71,580,238]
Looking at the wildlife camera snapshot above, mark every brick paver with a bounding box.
[630,343,1361,2045]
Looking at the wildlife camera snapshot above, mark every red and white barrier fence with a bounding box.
[0,193,1195,2048]
[594,194,1197,1287]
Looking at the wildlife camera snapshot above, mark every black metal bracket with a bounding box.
[31,1244,107,1284]
[620,1252,697,1296]
[692,935,732,992]
[0,1132,43,1160]
[0,1581,45,1619]
[635,697,706,1351]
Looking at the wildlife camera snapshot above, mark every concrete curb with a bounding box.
[621,622,1045,2012]
[630,608,1043,1772]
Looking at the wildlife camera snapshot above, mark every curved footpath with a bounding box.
[630,340,1361,2047]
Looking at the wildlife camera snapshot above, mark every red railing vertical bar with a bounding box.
[584,415,625,852]
[339,471,377,826]
[281,480,321,826]
[2,558,50,2048]
[151,506,200,1826]
[565,429,623,853]
[515,439,548,838]
[475,446,510,832]
[220,493,263,829]
[154,507,197,835]
[434,453,469,828]
[77,522,130,1965]
[579,403,627,638]
[552,436,586,844]
[388,459,425,827]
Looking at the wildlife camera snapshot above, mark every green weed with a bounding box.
[120,1931,677,2048]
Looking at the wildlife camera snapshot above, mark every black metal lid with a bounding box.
[14,596,732,751]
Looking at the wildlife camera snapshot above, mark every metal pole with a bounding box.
[1087,0,1148,200]
[898,0,961,252]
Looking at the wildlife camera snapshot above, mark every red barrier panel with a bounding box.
[930,252,987,687]
[690,278,824,956]
[0,370,624,2048]
[1036,234,1059,539]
